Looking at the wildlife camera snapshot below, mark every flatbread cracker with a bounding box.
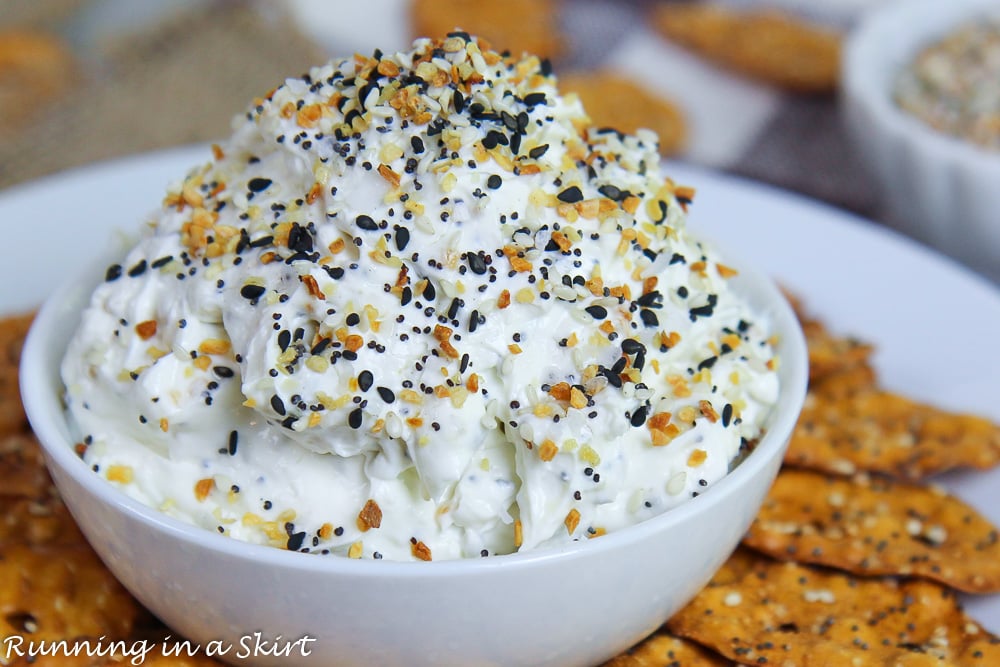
[786,387,1000,479]
[0,542,143,643]
[602,631,733,666]
[0,495,85,547]
[0,431,52,498]
[667,548,1000,666]
[650,4,841,94]
[0,311,34,434]
[745,469,1000,593]
[783,290,875,385]
[410,0,564,59]
[0,31,76,132]
[558,71,687,156]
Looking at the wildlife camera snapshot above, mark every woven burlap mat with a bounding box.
[0,0,325,190]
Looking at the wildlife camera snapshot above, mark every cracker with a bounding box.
[744,469,1000,593]
[557,71,687,157]
[783,290,875,385]
[650,4,841,94]
[0,31,76,132]
[602,631,733,666]
[785,387,1000,479]
[0,495,85,547]
[410,0,564,59]
[0,311,34,434]
[0,542,143,644]
[0,431,52,499]
[667,548,1000,665]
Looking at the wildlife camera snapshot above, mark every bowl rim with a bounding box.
[842,0,1000,175]
[20,207,808,578]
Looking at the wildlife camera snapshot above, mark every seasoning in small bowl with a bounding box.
[894,18,1000,151]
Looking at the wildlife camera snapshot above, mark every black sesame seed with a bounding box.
[286,531,306,551]
[214,365,235,378]
[528,144,549,159]
[557,186,583,203]
[105,264,123,282]
[270,394,286,416]
[377,386,395,403]
[395,226,410,251]
[722,404,733,427]
[640,309,659,327]
[358,370,373,392]
[127,259,147,277]
[356,214,378,231]
[630,405,648,427]
[585,305,608,320]
[486,174,502,189]
[248,177,272,192]
[346,312,361,326]
[348,407,363,429]
[598,184,623,201]
[228,430,238,455]
[240,284,265,301]
[467,252,487,275]
[621,338,644,355]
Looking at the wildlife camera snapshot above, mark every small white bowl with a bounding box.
[842,0,1000,283]
[21,237,807,666]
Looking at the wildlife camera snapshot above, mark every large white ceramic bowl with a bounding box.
[20,162,807,667]
[842,0,1000,284]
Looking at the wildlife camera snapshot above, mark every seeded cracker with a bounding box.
[0,431,52,498]
[744,468,1000,593]
[601,631,734,666]
[783,290,875,386]
[650,4,841,94]
[0,494,85,548]
[0,543,143,645]
[0,311,34,434]
[410,0,565,59]
[666,548,1000,666]
[786,386,1000,479]
[558,71,687,157]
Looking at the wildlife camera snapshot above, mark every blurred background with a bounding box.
[0,0,995,282]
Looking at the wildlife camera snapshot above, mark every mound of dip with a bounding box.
[62,35,779,561]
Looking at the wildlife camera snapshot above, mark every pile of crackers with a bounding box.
[606,297,1000,666]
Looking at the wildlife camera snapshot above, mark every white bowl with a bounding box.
[842,0,1000,283]
[20,198,807,667]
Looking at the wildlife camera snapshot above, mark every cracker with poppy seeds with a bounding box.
[0,494,86,548]
[785,387,1000,479]
[0,431,52,498]
[601,631,734,666]
[410,0,565,59]
[783,289,876,385]
[0,311,34,434]
[744,468,1000,593]
[0,542,145,644]
[666,547,1000,666]
[558,71,687,157]
[650,4,841,94]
